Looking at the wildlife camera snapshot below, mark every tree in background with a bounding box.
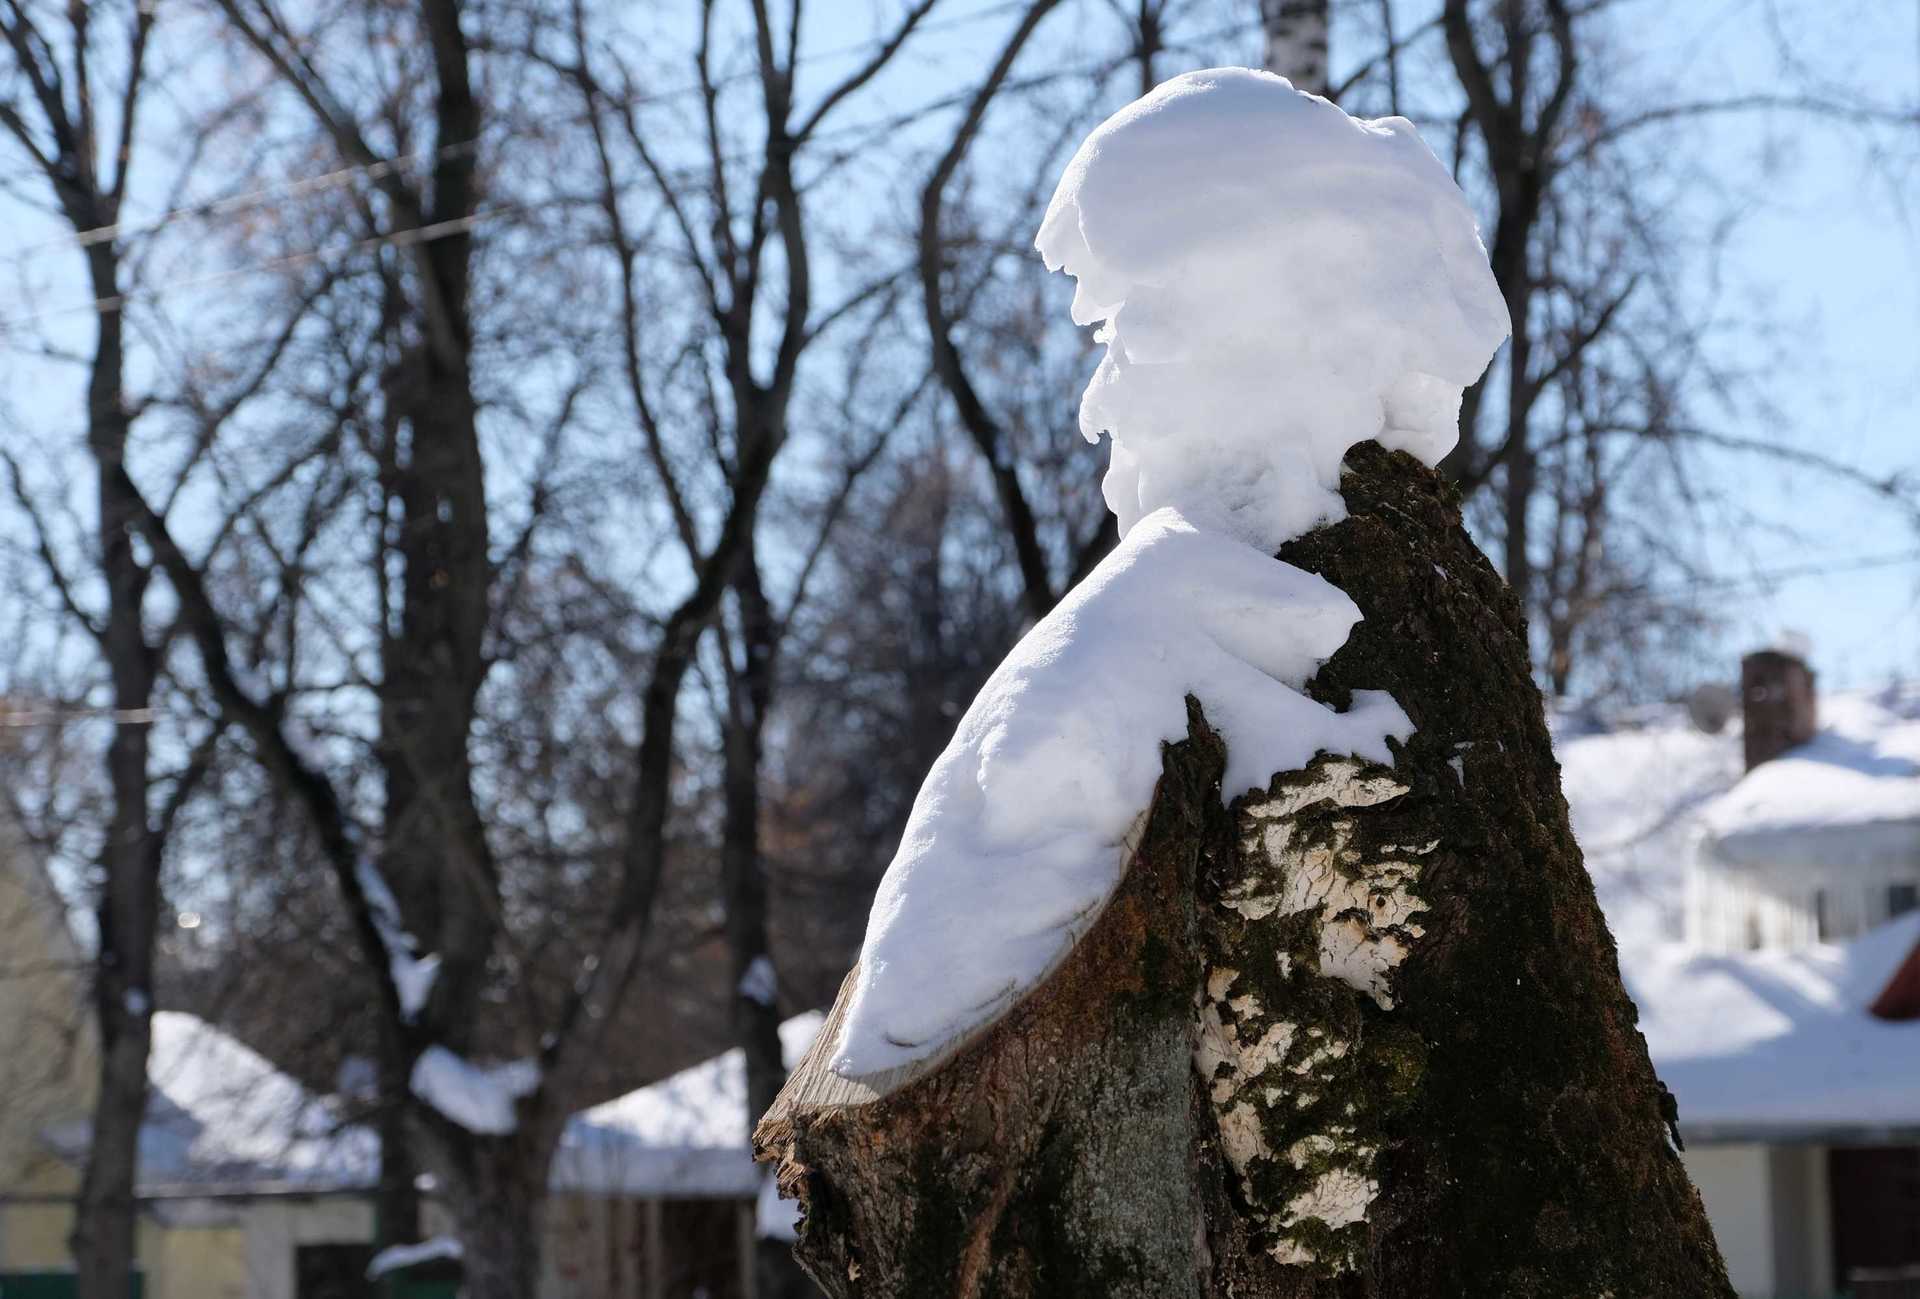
[0,4,274,1290]
[1261,0,1328,93]
[35,0,949,1291]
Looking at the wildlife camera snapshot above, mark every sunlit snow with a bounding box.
[831,69,1507,1076]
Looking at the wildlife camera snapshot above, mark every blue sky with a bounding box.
[5,0,1915,694]
[805,0,1920,688]
[1641,0,1919,688]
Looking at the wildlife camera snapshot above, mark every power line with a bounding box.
[1632,548,1920,600]
[0,207,523,331]
[0,705,156,727]
[3,0,1042,261]
[7,145,481,260]
[0,11,1255,330]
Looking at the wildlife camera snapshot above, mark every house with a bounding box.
[1,998,392,1297]
[1562,649,1920,1299]
[0,801,98,1284]
[544,1012,824,1298]
[0,795,818,1299]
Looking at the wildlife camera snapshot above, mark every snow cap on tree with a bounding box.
[1037,68,1511,552]
[827,73,1508,1079]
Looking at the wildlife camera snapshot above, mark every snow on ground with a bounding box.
[409,1047,539,1136]
[138,1011,377,1185]
[832,69,1507,1077]
[553,1012,823,1199]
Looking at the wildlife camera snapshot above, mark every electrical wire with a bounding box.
[2,0,1043,262]
[0,207,523,331]
[0,13,1257,331]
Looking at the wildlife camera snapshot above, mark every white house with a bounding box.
[1563,653,1920,1299]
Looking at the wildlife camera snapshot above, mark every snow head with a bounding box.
[1037,68,1510,552]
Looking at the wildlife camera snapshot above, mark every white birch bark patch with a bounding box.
[1195,756,1428,1270]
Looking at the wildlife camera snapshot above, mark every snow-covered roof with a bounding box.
[1698,687,1920,870]
[137,1012,379,1188]
[42,1007,827,1201]
[34,1012,379,1192]
[1556,706,1744,948]
[1558,685,1920,1140]
[1625,913,1920,1139]
[552,1012,824,1198]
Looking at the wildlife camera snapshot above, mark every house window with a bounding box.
[1891,883,1919,920]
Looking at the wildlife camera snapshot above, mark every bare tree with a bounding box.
[917,0,1205,626]
[113,1,948,1292]
[0,6,183,1293]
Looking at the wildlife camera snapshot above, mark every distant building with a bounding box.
[1563,649,1920,1299]
[0,796,808,1299]
[0,798,100,1286]
[1689,650,1920,953]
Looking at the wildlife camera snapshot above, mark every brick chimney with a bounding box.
[1741,648,1817,771]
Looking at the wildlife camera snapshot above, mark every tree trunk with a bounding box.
[756,444,1732,1298]
[1260,0,1329,96]
[73,243,159,1299]
[373,1040,423,1278]
[439,1132,550,1299]
[722,555,813,1298]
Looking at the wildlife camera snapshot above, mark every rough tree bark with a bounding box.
[756,443,1733,1298]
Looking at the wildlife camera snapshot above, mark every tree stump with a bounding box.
[755,444,1734,1298]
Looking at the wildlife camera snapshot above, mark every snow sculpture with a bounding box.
[832,68,1508,1077]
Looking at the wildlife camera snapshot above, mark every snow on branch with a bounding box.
[410,1045,540,1135]
[354,857,441,1021]
[367,1236,463,1279]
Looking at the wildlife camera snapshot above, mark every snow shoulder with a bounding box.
[830,511,1412,1075]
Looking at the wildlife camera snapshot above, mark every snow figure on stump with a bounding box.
[758,69,1734,1299]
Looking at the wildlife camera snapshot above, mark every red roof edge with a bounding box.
[1869,938,1920,1022]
